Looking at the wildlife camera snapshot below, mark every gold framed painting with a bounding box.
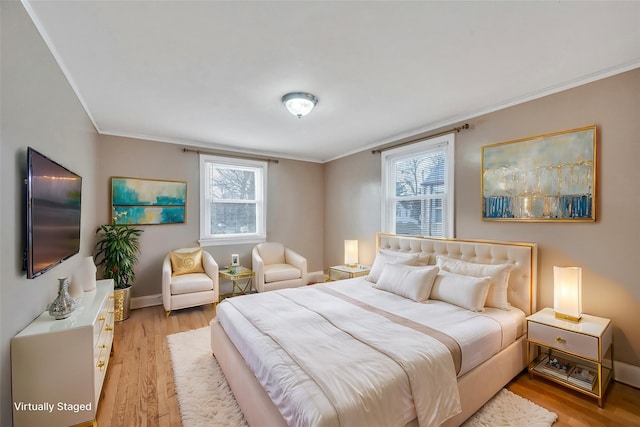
[111,177,187,225]
[481,125,596,222]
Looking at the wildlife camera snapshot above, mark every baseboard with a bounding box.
[615,360,640,389]
[131,293,163,309]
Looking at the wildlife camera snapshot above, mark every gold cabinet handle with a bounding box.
[97,360,105,370]
[555,336,566,344]
[105,326,113,331]
[98,316,106,321]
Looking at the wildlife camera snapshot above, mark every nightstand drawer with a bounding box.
[529,321,599,360]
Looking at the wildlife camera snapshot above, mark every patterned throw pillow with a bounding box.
[170,249,205,276]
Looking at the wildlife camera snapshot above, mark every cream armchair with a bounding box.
[252,242,308,292]
[162,247,219,316]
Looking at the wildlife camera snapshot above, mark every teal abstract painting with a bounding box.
[482,126,596,222]
[111,177,186,225]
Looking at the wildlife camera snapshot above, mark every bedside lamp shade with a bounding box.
[554,266,582,322]
[344,240,358,267]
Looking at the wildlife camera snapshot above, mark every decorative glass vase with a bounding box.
[48,277,77,320]
[73,256,97,292]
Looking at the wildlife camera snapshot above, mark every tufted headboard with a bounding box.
[376,233,537,315]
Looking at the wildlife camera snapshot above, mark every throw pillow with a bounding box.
[170,249,205,276]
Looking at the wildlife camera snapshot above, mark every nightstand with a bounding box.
[328,265,371,281]
[526,307,613,407]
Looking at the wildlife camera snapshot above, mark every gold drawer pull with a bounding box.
[105,326,113,331]
[555,336,566,344]
[97,360,105,370]
[98,316,106,321]
[99,344,107,349]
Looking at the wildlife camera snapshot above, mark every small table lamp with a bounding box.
[344,240,358,267]
[553,266,582,322]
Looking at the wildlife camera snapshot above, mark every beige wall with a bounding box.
[97,135,325,297]
[324,69,640,368]
[0,3,100,425]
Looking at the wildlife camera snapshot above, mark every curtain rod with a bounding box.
[182,147,279,163]
[371,123,470,154]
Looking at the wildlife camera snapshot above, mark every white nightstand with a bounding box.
[328,265,371,281]
[526,307,613,407]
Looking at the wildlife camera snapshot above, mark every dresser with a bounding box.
[11,279,115,427]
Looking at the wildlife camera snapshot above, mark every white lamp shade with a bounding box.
[344,240,358,266]
[553,266,582,321]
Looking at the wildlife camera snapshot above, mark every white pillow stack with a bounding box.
[365,250,514,312]
[436,255,513,310]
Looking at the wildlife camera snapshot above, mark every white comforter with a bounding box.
[217,282,465,427]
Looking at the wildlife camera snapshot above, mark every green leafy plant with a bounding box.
[95,213,143,289]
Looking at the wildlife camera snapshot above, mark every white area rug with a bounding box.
[167,327,248,427]
[168,327,557,427]
[461,388,557,427]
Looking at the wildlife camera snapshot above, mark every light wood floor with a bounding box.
[97,304,640,426]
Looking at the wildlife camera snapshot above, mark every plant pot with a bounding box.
[113,286,131,321]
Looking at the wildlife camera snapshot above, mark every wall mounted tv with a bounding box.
[25,147,82,279]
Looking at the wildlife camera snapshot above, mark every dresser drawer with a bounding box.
[529,321,600,361]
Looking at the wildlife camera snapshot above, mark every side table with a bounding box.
[328,265,371,281]
[219,266,254,299]
[526,307,613,407]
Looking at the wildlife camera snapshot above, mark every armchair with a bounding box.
[252,242,308,292]
[162,247,219,316]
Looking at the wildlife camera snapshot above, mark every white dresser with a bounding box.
[11,279,114,427]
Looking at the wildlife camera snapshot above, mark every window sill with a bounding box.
[199,236,266,247]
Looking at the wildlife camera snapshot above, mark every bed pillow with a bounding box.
[170,249,205,276]
[366,251,419,283]
[373,264,439,302]
[436,255,513,310]
[430,270,491,312]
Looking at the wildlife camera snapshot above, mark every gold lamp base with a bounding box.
[555,311,582,322]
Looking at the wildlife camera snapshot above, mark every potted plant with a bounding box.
[95,213,142,321]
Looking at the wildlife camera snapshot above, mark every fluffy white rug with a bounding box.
[168,327,557,427]
[167,327,248,427]
[462,388,557,427]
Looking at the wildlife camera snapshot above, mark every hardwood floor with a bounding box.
[97,305,640,426]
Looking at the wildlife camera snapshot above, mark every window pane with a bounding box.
[211,203,257,234]
[394,198,444,237]
[394,152,445,197]
[209,166,256,200]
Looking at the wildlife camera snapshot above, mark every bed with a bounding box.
[210,233,537,426]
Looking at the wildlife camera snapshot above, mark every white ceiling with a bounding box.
[23,1,640,163]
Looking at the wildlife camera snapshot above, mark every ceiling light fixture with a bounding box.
[282,92,318,119]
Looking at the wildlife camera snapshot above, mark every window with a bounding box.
[381,133,455,238]
[199,155,267,246]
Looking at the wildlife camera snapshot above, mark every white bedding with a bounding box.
[216,278,525,427]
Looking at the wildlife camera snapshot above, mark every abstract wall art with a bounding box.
[111,177,187,225]
[482,126,596,222]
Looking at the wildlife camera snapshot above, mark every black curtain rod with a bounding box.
[182,147,279,164]
[371,123,470,154]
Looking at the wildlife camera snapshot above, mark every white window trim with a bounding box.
[381,133,455,238]
[199,154,267,247]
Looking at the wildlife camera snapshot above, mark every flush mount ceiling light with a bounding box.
[282,92,318,119]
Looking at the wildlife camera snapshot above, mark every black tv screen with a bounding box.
[26,147,82,279]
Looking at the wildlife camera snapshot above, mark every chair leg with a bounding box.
[165,310,171,317]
